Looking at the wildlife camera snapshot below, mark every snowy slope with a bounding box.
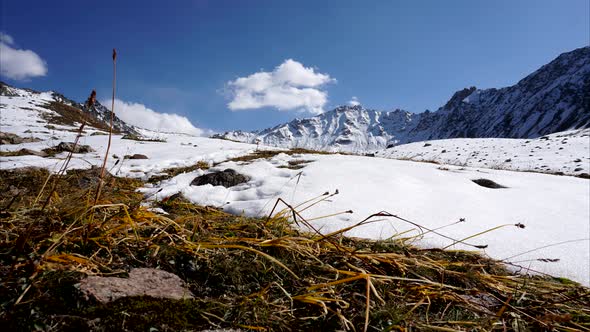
[376,129,590,177]
[1,92,589,285]
[218,46,590,152]
[0,85,259,178]
[141,152,590,286]
[1,82,136,134]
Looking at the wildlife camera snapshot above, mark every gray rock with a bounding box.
[191,169,250,188]
[78,268,194,303]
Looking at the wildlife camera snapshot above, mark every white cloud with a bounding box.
[226,59,335,114]
[0,32,47,81]
[348,96,360,106]
[0,32,14,44]
[104,99,206,136]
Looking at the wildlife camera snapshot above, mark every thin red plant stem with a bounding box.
[95,49,117,204]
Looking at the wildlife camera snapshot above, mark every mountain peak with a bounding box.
[334,104,364,112]
[443,86,477,110]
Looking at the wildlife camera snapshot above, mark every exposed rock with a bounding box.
[0,132,41,145]
[191,169,250,188]
[78,268,193,303]
[43,142,94,155]
[125,154,149,160]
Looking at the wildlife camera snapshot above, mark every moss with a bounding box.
[148,161,210,183]
[83,297,225,331]
[222,148,339,165]
[553,276,579,285]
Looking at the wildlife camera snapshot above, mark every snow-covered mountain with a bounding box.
[217,46,590,152]
[215,105,415,153]
[0,82,136,134]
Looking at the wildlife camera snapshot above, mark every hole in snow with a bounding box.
[471,178,507,189]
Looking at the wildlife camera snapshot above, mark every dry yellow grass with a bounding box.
[0,167,589,331]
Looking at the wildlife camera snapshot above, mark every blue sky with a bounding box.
[1,0,588,133]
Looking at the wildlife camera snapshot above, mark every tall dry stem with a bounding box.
[95,48,117,204]
[37,90,95,210]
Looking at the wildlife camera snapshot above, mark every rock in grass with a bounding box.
[79,268,193,303]
[190,169,249,188]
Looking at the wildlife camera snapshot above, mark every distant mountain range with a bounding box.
[2,47,589,152]
[216,46,590,152]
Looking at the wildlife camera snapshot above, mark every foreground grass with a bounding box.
[0,167,589,331]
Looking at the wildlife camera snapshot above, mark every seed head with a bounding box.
[86,89,97,107]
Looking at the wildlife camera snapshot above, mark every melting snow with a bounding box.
[1,89,589,286]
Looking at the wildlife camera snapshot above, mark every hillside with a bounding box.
[0,82,136,134]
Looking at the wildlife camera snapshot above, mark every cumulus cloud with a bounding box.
[0,32,47,81]
[226,59,335,114]
[104,99,206,136]
[348,96,360,106]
